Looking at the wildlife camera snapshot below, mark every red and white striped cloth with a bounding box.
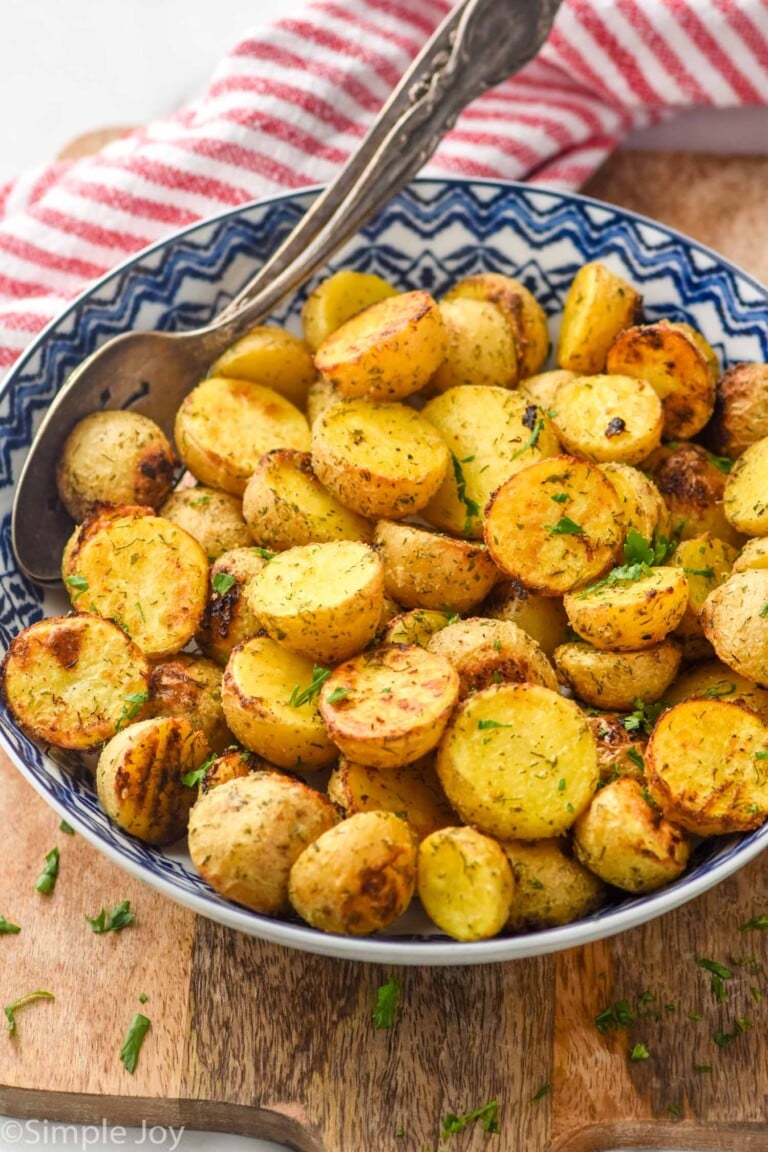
[1,0,767,373]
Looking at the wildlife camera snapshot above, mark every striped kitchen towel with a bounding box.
[0,0,767,371]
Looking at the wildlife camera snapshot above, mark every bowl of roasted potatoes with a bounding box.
[3,178,768,964]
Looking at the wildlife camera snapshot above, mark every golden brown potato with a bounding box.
[664,659,768,721]
[158,487,253,560]
[373,520,498,614]
[564,566,688,652]
[174,376,310,495]
[436,683,599,840]
[97,717,210,845]
[56,410,176,523]
[319,644,459,768]
[586,713,648,783]
[328,755,455,841]
[519,369,577,412]
[733,536,768,573]
[289,811,417,934]
[444,272,549,378]
[196,547,269,665]
[551,373,663,465]
[199,747,264,793]
[481,580,569,657]
[222,635,337,769]
[669,533,737,648]
[601,462,670,542]
[573,776,690,893]
[420,385,560,539]
[484,456,624,595]
[426,617,558,697]
[723,436,768,536]
[306,375,340,427]
[242,449,373,551]
[646,699,768,835]
[245,540,383,664]
[62,510,209,660]
[648,441,743,548]
[707,362,768,459]
[556,261,642,375]
[502,839,606,931]
[553,640,681,711]
[146,653,230,753]
[301,269,398,352]
[382,608,453,648]
[314,289,445,401]
[189,771,337,913]
[700,568,768,685]
[417,825,515,942]
[606,319,717,439]
[2,614,151,751]
[429,298,517,392]
[312,397,449,520]
[208,325,316,409]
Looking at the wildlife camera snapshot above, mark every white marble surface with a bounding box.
[1,2,765,1150]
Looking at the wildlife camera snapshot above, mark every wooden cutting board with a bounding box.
[4,150,768,1152]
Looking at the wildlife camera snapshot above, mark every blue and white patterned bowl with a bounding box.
[3,178,768,965]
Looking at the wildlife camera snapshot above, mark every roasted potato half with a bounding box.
[56,410,176,523]
[484,456,624,595]
[436,683,599,840]
[314,289,445,401]
[189,771,337,913]
[222,635,337,769]
[289,811,417,935]
[664,658,768,721]
[733,536,768,573]
[551,373,663,466]
[707,362,768,460]
[646,699,768,835]
[382,608,453,648]
[573,776,690,893]
[429,297,517,392]
[553,639,681,711]
[700,568,768,685]
[196,546,269,666]
[481,580,569,657]
[417,825,515,942]
[669,533,737,648]
[146,653,230,754]
[564,566,689,652]
[97,716,210,845]
[2,614,151,751]
[648,441,742,548]
[245,540,383,664]
[312,397,449,520]
[198,747,264,794]
[427,616,558,697]
[606,319,717,440]
[174,376,310,495]
[444,272,549,378]
[519,369,577,413]
[724,435,768,536]
[586,713,648,783]
[373,520,498,614]
[319,644,459,769]
[556,261,642,375]
[328,754,455,841]
[243,449,373,551]
[601,462,669,542]
[420,385,560,539]
[158,487,253,560]
[502,839,606,931]
[208,325,315,409]
[301,269,398,352]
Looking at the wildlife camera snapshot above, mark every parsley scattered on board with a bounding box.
[372,978,401,1029]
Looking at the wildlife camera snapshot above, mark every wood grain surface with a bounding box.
[3,149,768,1152]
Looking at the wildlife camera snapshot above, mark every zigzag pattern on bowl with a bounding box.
[2,179,768,961]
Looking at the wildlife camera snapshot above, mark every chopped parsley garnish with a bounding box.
[5,990,54,1035]
[120,1013,151,1073]
[705,450,734,474]
[86,899,135,934]
[212,572,236,597]
[289,665,331,708]
[739,914,768,931]
[546,515,585,537]
[683,566,715,579]
[182,752,217,789]
[630,1043,650,1061]
[326,686,350,706]
[627,747,645,771]
[372,977,401,1029]
[0,916,21,935]
[450,453,481,533]
[551,492,568,504]
[251,546,276,561]
[139,993,148,1005]
[595,999,634,1033]
[622,699,666,736]
[714,1018,752,1047]
[442,1100,499,1136]
[760,603,768,619]
[65,574,89,598]
[696,956,733,1002]
[699,680,736,699]
[576,530,674,598]
[531,1083,550,1101]
[477,719,514,730]
[59,820,75,836]
[35,847,60,895]
[115,690,149,733]
[510,414,544,462]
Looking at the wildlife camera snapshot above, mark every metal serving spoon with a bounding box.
[12,0,562,584]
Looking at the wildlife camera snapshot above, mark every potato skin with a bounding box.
[444,272,549,378]
[189,771,337,913]
[97,717,210,845]
[56,410,176,522]
[602,462,669,542]
[382,608,452,648]
[708,362,768,459]
[147,653,230,754]
[723,435,768,536]
[664,658,768,721]
[553,639,681,711]
[417,825,514,942]
[573,776,690,894]
[158,487,253,560]
[556,261,642,375]
[482,580,569,658]
[700,569,768,685]
[289,811,417,935]
[427,617,558,698]
[586,713,648,783]
[196,547,268,665]
[328,755,455,841]
[501,839,606,931]
[373,520,499,614]
[199,747,264,793]
[564,567,689,652]
[648,442,742,547]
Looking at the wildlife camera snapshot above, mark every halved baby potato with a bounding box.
[553,639,681,711]
[436,683,599,840]
[427,617,558,698]
[222,635,337,769]
[556,261,642,375]
[502,838,606,931]
[417,825,514,942]
[243,449,373,551]
[2,614,151,751]
[724,435,768,536]
[708,361,768,459]
[586,713,648,783]
[314,289,445,401]
[319,643,459,769]
[700,568,768,685]
[196,546,269,666]
[198,747,264,794]
[669,533,737,647]
[429,297,517,392]
[245,540,383,664]
[382,608,453,648]
[564,566,689,652]
[289,811,417,935]
[444,272,549,378]
[328,754,455,841]
[97,716,210,845]
[601,462,670,543]
[208,325,316,409]
[147,652,230,754]
[646,698,768,835]
[551,373,663,465]
[481,580,569,658]
[664,658,768,721]
[484,456,624,595]
[174,376,310,495]
[519,369,577,412]
[648,442,742,548]
[312,398,449,520]
[733,537,768,573]
[158,486,253,560]
[373,520,498,614]
[301,269,398,352]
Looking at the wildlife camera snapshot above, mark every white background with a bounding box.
[1,1,766,1150]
